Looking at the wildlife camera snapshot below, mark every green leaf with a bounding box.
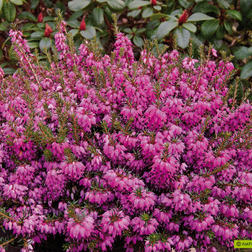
[98,29,109,36]
[217,0,229,9]
[126,34,133,39]
[93,27,104,33]
[219,42,230,55]
[107,0,125,10]
[39,38,51,52]
[66,20,80,29]
[215,24,225,40]
[153,5,161,11]
[74,38,82,49]
[68,10,83,21]
[124,0,131,6]
[68,29,79,38]
[157,20,178,40]
[226,10,242,21]
[174,27,190,49]
[92,7,104,26]
[132,27,137,33]
[178,0,193,8]
[122,28,132,33]
[47,22,55,31]
[209,38,222,51]
[240,60,252,79]
[0,49,2,61]
[190,32,204,47]
[0,0,3,12]
[224,20,232,34]
[3,2,16,23]
[3,68,16,74]
[1,37,10,50]
[30,31,44,40]
[241,79,251,88]
[104,4,112,15]
[27,41,39,49]
[166,0,175,7]
[30,0,39,10]
[201,4,220,14]
[150,13,169,21]
[22,23,35,31]
[10,0,22,5]
[43,0,53,8]
[55,2,66,14]
[136,28,146,34]
[43,16,54,22]
[182,22,197,33]
[133,36,143,47]
[80,26,96,39]
[0,21,11,31]
[146,20,160,30]
[1,62,12,68]
[37,23,45,28]
[201,19,220,37]
[233,46,252,60]
[187,13,214,22]
[128,0,150,10]
[68,0,91,11]
[193,1,206,13]
[9,45,17,61]
[248,9,252,19]
[127,9,141,17]
[18,12,37,22]
[171,9,182,16]
[142,7,153,18]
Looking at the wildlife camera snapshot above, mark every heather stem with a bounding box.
[0,237,17,247]
[0,212,22,225]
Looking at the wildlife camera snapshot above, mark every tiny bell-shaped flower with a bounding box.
[80,19,86,31]
[0,67,4,80]
[38,12,43,23]
[44,23,53,37]
[151,0,157,5]
[178,10,188,25]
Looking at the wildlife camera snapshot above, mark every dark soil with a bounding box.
[0,228,126,252]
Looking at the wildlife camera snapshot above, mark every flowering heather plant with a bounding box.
[1,14,252,252]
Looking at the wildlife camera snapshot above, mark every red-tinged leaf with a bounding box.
[80,19,86,31]
[178,10,187,25]
[38,12,43,23]
[44,23,53,37]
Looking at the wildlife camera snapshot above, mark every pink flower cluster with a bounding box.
[0,18,252,252]
[101,209,130,237]
[67,209,94,239]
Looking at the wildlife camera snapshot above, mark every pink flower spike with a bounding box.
[0,67,4,79]
[212,48,218,57]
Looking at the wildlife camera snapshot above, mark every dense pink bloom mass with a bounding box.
[0,17,252,252]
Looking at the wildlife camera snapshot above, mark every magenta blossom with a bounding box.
[101,209,130,237]
[67,209,94,239]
